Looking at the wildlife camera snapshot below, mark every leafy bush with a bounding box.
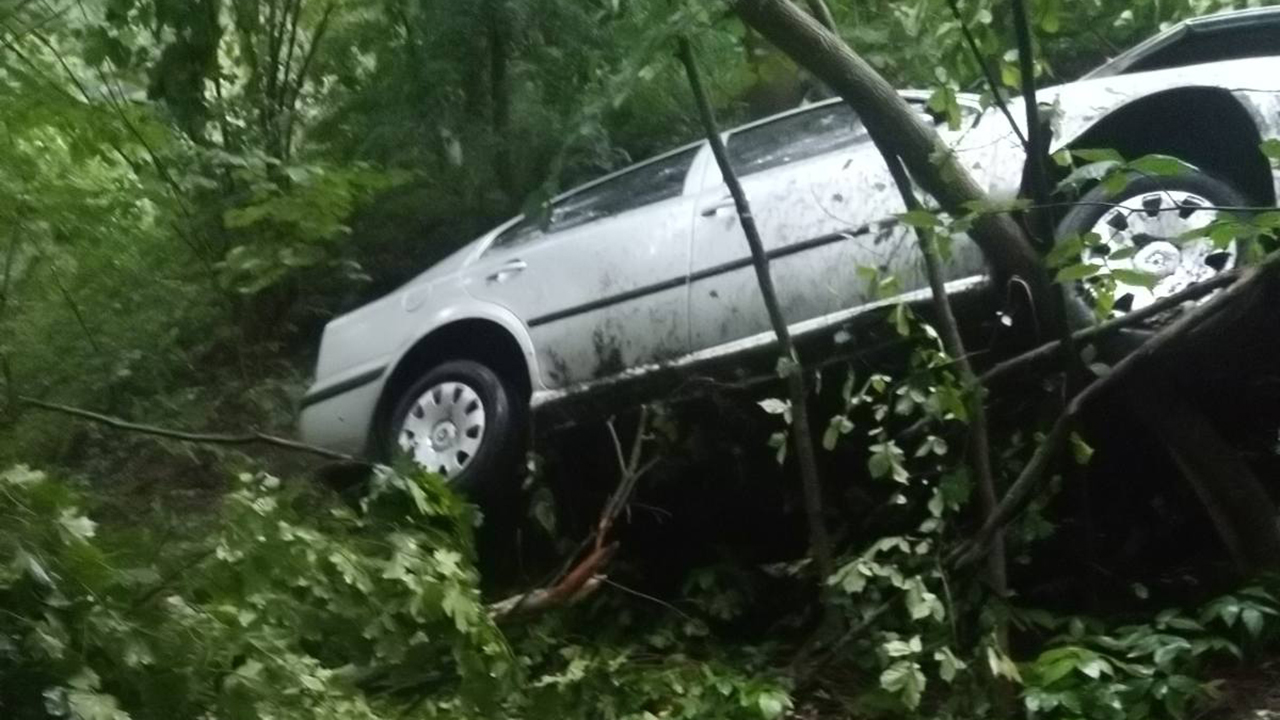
[0,464,793,719]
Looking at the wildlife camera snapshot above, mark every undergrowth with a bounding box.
[1,460,1277,719]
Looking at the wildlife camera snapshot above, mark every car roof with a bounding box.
[1083,6,1280,79]
[544,89,963,207]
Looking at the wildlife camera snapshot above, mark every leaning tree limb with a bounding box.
[897,268,1243,443]
[951,250,1280,569]
[1009,0,1053,247]
[731,0,1055,328]
[677,36,836,595]
[15,395,357,462]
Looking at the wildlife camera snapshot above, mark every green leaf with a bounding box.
[1242,607,1265,637]
[1046,234,1086,268]
[1110,268,1162,289]
[1055,263,1101,283]
[1261,138,1280,161]
[757,398,789,416]
[880,660,926,709]
[756,690,791,719]
[934,648,966,683]
[1069,432,1094,465]
[1129,154,1191,177]
[899,209,940,229]
[1073,148,1125,164]
[883,636,921,657]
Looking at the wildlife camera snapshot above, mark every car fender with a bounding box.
[384,293,542,397]
[1039,57,1280,152]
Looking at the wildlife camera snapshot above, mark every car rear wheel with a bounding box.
[1055,169,1249,316]
[386,360,526,507]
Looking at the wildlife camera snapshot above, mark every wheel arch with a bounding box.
[370,314,534,454]
[1046,86,1274,222]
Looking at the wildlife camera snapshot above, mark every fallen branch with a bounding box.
[980,269,1241,386]
[15,396,357,462]
[491,407,658,620]
[951,250,1280,569]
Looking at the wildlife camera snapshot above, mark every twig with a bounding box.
[943,0,1027,148]
[16,395,357,462]
[600,576,694,620]
[492,407,657,620]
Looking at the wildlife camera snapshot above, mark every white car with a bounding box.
[300,7,1280,503]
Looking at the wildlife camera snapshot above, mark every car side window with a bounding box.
[491,146,699,251]
[725,103,866,177]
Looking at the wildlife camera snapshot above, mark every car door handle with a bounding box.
[485,259,527,283]
[699,197,737,217]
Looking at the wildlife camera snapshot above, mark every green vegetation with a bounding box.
[2,0,1277,718]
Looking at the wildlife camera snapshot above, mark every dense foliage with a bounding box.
[2,0,1277,718]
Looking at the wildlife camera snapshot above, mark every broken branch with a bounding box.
[15,396,357,462]
[952,250,1280,569]
[980,269,1241,386]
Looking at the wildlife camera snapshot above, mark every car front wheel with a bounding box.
[386,359,526,506]
[1055,169,1249,315]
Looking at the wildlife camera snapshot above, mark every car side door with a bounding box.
[688,99,992,352]
[463,145,702,389]
[688,101,901,351]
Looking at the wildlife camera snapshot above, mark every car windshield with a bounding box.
[1084,8,1280,79]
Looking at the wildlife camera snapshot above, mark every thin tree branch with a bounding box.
[678,36,836,598]
[980,268,1241,385]
[16,395,357,462]
[1010,0,1052,246]
[881,151,1006,596]
[281,0,336,158]
[943,0,1026,148]
[802,0,837,33]
[42,253,102,353]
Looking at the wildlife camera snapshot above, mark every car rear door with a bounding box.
[463,145,702,389]
[688,99,991,353]
[687,101,905,351]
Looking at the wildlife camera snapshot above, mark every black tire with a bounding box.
[1058,169,1250,240]
[1055,168,1251,320]
[385,359,527,510]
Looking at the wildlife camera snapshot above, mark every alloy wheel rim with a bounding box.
[1085,189,1236,313]
[397,381,486,479]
